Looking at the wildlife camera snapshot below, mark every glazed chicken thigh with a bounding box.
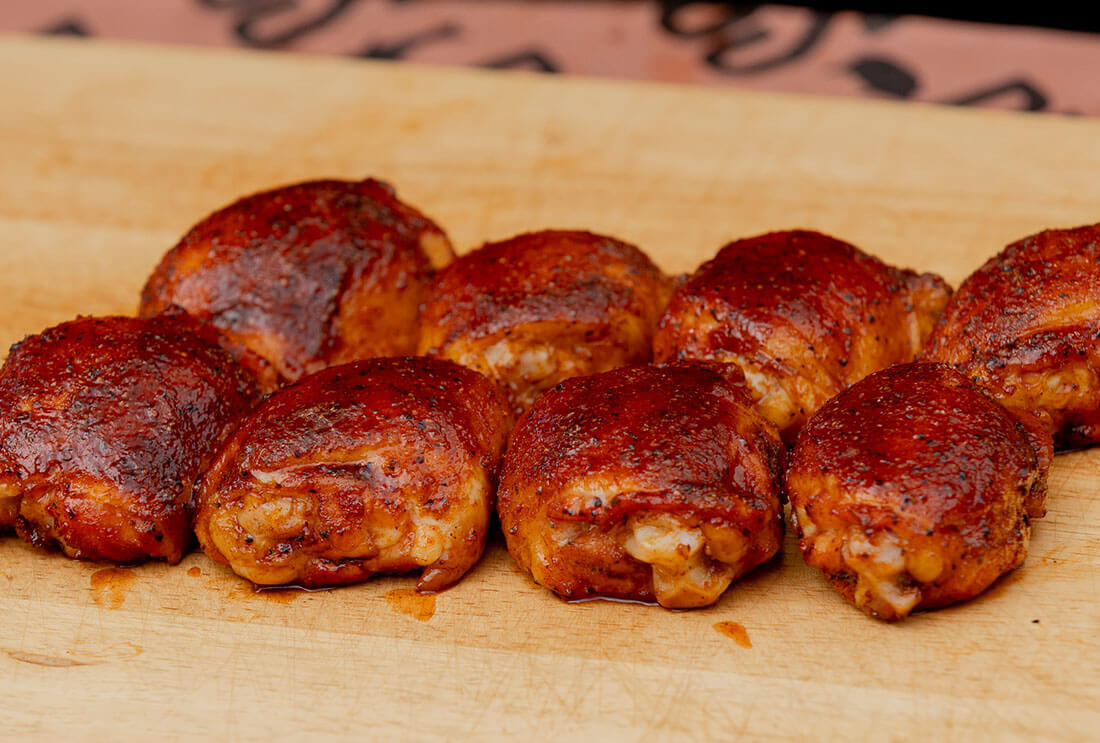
[0,313,259,564]
[653,230,951,442]
[141,178,454,392]
[921,224,1100,448]
[418,230,671,415]
[498,363,785,609]
[195,357,511,591]
[787,362,1051,621]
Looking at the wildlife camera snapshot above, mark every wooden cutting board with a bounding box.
[1,34,1097,742]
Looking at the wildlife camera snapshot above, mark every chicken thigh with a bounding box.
[141,178,454,392]
[497,362,785,609]
[787,362,1051,621]
[921,224,1100,449]
[194,356,511,591]
[418,230,671,415]
[654,230,951,442]
[0,312,259,564]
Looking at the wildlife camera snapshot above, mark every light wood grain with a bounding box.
[1,34,1098,742]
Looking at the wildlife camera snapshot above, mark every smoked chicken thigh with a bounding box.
[195,357,510,591]
[921,224,1100,448]
[653,230,951,442]
[0,313,259,564]
[787,362,1051,621]
[498,363,785,609]
[140,178,454,392]
[418,230,672,415]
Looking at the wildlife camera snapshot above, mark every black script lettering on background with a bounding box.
[33,1,1058,111]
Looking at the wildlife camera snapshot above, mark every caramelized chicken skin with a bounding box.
[418,230,672,415]
[653,230,951,442]
[498,363,785,609]
[195,357,511,591]
[0,312,259,564]
[921,224,1100,448]
[787,362,1051,621]
[140,178,454,392]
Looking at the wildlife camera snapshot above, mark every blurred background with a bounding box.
[4,1,1098,115]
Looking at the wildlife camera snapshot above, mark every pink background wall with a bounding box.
[6,1,1098,115]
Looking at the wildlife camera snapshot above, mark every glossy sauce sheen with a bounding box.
[0,313,259,564]
[195,356,511,591]
[922,224,1100,447]
[654,230,950,441]
[141,178,454,391]
[787,362,1051,621]
[419,230,671,414]
[498,363,784,605]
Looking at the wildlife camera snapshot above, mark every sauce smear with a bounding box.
[90,568,136,609]
[385,588,436,621]
[256,587,300,604]
[713,620,752,648]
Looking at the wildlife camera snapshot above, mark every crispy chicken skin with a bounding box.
[140,178,454,392]
[653,230,951,443]
[418,230,672,415]
[194,357,511,591]
[497,363,785,609]
[787,362,1051,621]
[921,224,1100,449]
[0,312,259,564]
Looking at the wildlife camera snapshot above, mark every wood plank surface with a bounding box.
[1,34,1098,742]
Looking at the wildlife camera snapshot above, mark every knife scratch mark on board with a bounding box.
[6,650,92,667]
